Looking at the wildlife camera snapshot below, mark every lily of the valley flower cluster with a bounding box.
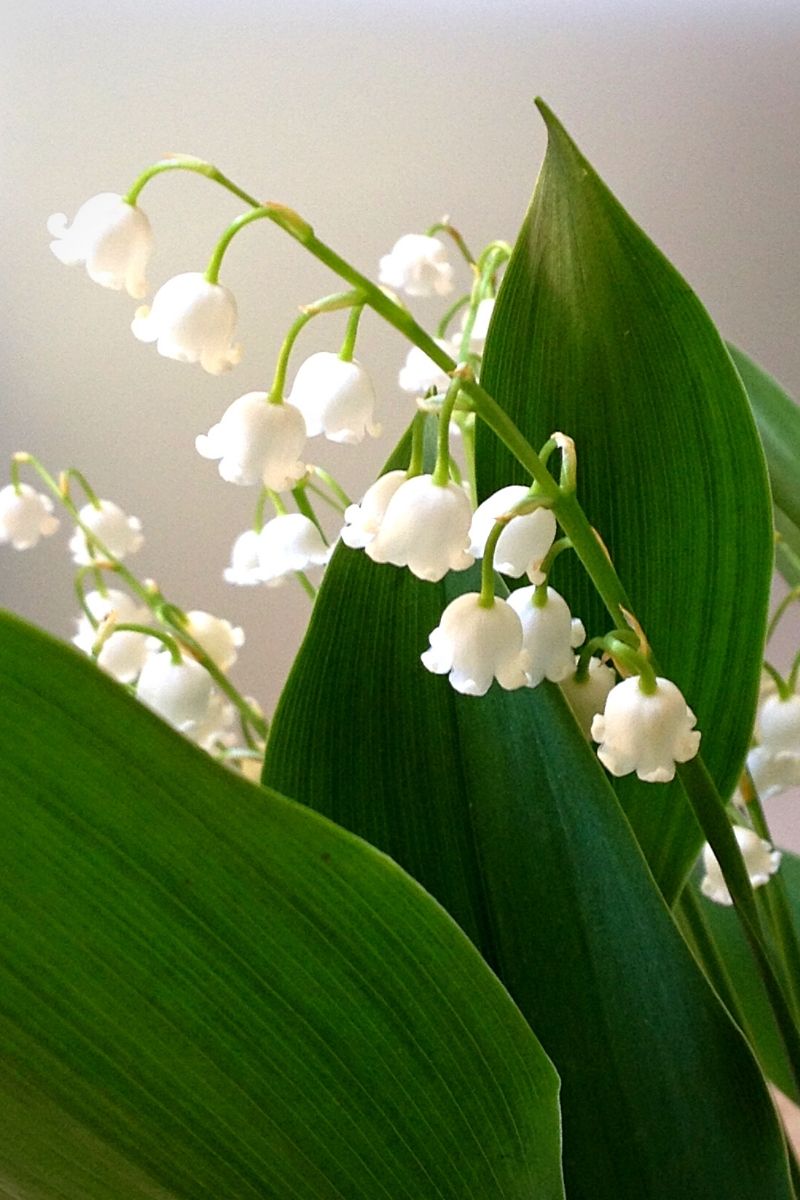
[6,164,784,906]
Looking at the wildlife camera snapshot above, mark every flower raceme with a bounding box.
[378,234,455,298]
[48,193,153,299]
[132,272,242,374]
[196,393,307,491]
[287,352,381,445]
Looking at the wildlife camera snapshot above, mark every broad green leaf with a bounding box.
[728,343,800,587]
[679,851,800,1107]
[264,477,792,1198]
[476,102,773,899]
[0,611,565,1200]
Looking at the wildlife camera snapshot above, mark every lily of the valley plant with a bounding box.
[4,100,800,1200]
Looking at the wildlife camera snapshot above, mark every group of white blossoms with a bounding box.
[0,186,788,900]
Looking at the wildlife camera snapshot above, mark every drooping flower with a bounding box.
[196,393,307,490]
[188,690,237,752]
[287,352,381,444]
[223,529,263,587]
[757,692,800,755]
[366,474,473,582]
[73,588,153,683]
[700,825,782,906]
[135,652,214,731]
[746,743,800,802]
[0,483,60,550]
[421,593,529,696]
[257,513,330,586]
[47,193,153,299]
[69,499,143,564]
[560,656,617,739]
[183,610,244,673]
[591,675,701,783]
[507,585,585,687]
[340,470,407,549]
[378,234,454,298]
[468,486,557,582]
[132,272,242,374]
[398,341,453,395]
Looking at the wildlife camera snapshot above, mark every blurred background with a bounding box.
[1,0,799,841]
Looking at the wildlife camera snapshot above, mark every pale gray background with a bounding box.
[2,0,799,843]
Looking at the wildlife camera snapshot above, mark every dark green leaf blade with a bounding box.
[264,529,792,1199]
[0,611,565,1200]
[476,102,773,899]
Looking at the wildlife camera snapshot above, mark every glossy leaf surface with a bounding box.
[0,611,565,1200]
[476,103,773,898]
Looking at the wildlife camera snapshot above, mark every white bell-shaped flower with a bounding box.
[560,656,617,739]
[132,272,242,374]
[69,499,143,564]
[421,592,530,696]
[340,470,407,549]
[136,652,214,731]
[287,352,381,444]
[757,692,800,755]
[459,297,495,353]
[398,341,453,395]
[378,234,454,298]
[196,392,307,490]
[223,529,263,586]
[469,486,557,582]
[0,483,59,550]
[591,675,701,783]
[48,192,153,299]
[507,585,585,687]
[366,474,473,582]
[73,588,153,683]
[188,690,237,752]
[700,825,782,906]
[183,610,244,673]
[746,744,800,802]
[257,513,330,586]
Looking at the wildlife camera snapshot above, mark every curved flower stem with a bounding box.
[767,585,800,643]
[123,155,262,209]
[426,220,476,267]
[311,466,353,511]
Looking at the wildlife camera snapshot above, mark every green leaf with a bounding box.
[264,475,792,1199]
[727,343,800,587]
[680,851,800,1107]
[475,101,773,900]
[0,611,565,1200]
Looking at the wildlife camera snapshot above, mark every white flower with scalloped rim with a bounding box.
[366,474,473,582]
[757,692,800,755]
[469,486,557,582]
[746,744,800,802]
[398,341,453,395]
[700,825,782,906]
[257,513,330,586]
[69,500,143,564]
[287,351,381,444]
[591,675,701,783]
[0,483,60,550]
[48,192,153,299]
[132,272,242,374]
[340,470,407,549]
[73,588,153,683]
[223,529,262,587]
[136,652,214,731]
[421,592,530,696]
[196,392,307,490]
[560,656,617,739]
[183,610,244,673]
[378,234,454,298]
[507,585,585,687]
